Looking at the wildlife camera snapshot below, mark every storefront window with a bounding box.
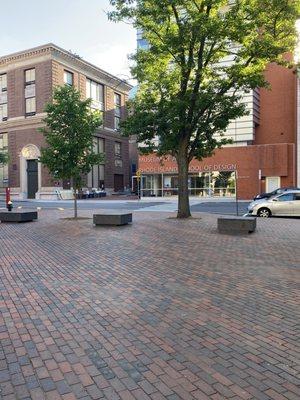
[87,137,105,189]
[139,171,236,197]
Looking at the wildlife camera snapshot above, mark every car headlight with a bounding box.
[248,203,255,210]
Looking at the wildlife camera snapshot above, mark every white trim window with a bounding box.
[114,93,121,131]
[25,68,36,116]
[0,74,8,121]
[114,141,123,167]
[88,137,105,188]
[0,103,8,121]
[64,70,74,86]
[25,69,35,84]
[25,98,36,115]
[0,74,7,92]
[86,78,104,111]
[86,78,104,127]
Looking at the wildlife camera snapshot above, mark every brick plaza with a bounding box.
[0,211,299,400]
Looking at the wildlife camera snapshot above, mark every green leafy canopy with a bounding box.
[40,85,104,188]
[109,0,299,162]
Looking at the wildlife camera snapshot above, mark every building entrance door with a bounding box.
[27,160,38,199]
[266,176,280,193]
[114,174,124,192]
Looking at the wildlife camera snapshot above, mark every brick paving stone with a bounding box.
[264,389,290,400]
[45,390,62,400]
[0,210,299,399]
[86,383,104,399]
[191,390,211,400]
[119,389,136,400]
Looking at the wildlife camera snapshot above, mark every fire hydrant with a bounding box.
[7,201,13,212]
[6,188,13,211]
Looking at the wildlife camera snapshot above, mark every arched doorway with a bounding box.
[20,144,41,199]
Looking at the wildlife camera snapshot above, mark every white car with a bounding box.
[248,190,300,218]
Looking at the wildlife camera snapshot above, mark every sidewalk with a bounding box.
[0,210,299,400]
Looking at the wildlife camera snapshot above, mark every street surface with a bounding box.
[0,198,250,216]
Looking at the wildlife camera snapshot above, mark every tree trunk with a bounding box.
[177,148,191,219]
[73,188,78,219]
[71,178,78,219]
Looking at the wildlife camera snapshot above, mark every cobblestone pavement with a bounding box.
[0,210,299,400]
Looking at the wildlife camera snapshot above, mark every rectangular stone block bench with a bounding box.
[93,212,132,226]
[218,216,256,235]
[0,211,38,223]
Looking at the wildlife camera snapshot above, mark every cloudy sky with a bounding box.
[0,0,136,80]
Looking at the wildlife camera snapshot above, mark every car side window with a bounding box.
[277,193,294,202]
[295,194,300,201]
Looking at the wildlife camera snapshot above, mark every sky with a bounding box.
[0,0,136,80]
[1,2,299,75]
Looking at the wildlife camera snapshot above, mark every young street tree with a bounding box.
[109,0,299,218]
[40,85,104,218]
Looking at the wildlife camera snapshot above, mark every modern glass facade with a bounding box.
[140,171,236,198]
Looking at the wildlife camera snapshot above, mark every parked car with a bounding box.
[253,187,300,201]
[248,190,300,217]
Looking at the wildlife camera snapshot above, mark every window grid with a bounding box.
[114,141,122,167]
[0,74,7,92]
[25,69,35,85]
[0,74,8,121]
[86,79,104,111]
[90,137,105,188]
[114,93,121,131]
[0,104,8,121]
[25,68,36,116]
[64,70,74,86]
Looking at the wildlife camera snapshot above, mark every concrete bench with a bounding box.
[93,212,132,226]
[0,211,38,223]
[218,216,256,235]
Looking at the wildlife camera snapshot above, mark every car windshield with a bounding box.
[269,193,279,199]
[274,189,283,194]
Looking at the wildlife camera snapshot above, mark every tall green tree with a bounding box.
[40,85,104,218]
[109,0,299,218]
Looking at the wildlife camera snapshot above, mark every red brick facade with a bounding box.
[0,44,132,199]
[138,63,299,200]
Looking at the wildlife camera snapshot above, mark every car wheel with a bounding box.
[258,208,271,218]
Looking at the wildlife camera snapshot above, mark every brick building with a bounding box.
[0,44,132,199]
[138,62,300,200]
